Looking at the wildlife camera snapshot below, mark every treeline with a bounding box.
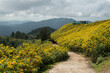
[0,27,51,48]
[0,36,24,48]
[0,31,31,48]
[11,31,29,40]
[10,27,51,41]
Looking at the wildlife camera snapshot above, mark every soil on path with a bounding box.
[47,52,96,73]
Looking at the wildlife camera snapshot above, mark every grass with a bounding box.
[90,56,110,73]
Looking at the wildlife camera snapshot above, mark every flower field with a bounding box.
[0,40,68,73]
[51,19,110,63]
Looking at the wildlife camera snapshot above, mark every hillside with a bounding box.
[0,18,75,36]
[51,19,110,48]
[28,27,56,35]
[51,20,110,60]
[51,19,110,73]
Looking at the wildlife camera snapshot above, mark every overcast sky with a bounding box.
[0,0,110,21]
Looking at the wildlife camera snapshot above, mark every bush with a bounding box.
[0,40,68,73]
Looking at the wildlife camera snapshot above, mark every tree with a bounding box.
[11,32,15,38]
[15,31,21,39]
[38,27,50,41]
[10,31,29,40]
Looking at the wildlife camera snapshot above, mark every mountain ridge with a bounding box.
[28,27,56,35]
[0,18,75,36]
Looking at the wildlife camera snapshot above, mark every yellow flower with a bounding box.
[0,61,2,64]
[26,64,29,66]
[7,61,11,65]
[7,65,13,68]
[17,68,20,70]
[30,49,32,50]
[1,44,3,46]
[13,59,15,61]
[11,47,14,49]
[19,62,23,65]
[27,59,29,61]
[21,69,23,71]
[20,72,24,73]
[13,61,17,65]
[19,69,24,73]
[15,56,19,58]
[0,60,4,64]
[6,46,9,48]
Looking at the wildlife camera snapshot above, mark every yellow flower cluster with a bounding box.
[0,40,68,73]
[51,19,110,56]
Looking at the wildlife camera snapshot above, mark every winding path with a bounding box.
[47,52,96,73]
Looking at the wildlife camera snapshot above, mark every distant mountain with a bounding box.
[0,25,14,36]
[0,18,76,36]
[28,27,56,35]
[0,21,29,26]
[14,18,76,33]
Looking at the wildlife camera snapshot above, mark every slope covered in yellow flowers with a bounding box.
[0,40,68,73]
[51,19,110,63]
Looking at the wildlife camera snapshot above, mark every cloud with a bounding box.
[0,0,110,21]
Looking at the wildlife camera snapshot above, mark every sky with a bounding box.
[0,0,110,21]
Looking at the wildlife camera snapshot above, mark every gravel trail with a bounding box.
[47,52,96,73]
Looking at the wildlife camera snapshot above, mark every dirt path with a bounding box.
[52,44,59,46]
[47,52,96,73]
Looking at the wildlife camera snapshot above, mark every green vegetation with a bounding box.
[11,31,29,40]
[51,19,110,72]
[28,27,56,35]
[0,36,25,48]
[0,19,110,73]
[0,25,68,73]
[0,26,54,48]
[37,27,51,41]
[90,56,110,73]
[0,40,68,73]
